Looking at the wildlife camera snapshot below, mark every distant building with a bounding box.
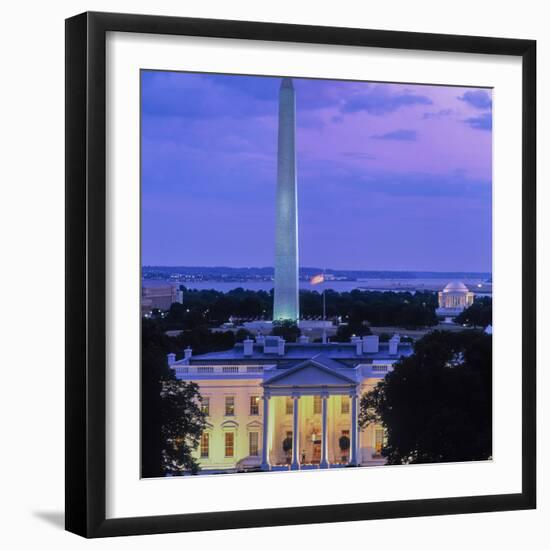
[436,281,475,320]
[169,334,413,473]
[141,285,177,315]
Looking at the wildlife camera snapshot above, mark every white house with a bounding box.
[168,334,413,473]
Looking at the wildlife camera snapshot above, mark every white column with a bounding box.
[350,391,359,466]
[291,394,301,470]
[320,393,329,468]
[261,391,271,470]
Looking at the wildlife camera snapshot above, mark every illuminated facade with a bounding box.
[141,284,177,315]
[437,281,475,317]
[168,334,413,473]
[273,78,299,321]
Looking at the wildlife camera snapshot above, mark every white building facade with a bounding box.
[169,334,412,473]
[436,281,475,318]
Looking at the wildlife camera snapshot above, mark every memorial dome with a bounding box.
[442,281,469,293]
[437,281,475,312]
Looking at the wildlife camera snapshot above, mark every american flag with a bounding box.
[310,274,325,285]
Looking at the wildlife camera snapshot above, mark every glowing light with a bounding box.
[310,274,325,285]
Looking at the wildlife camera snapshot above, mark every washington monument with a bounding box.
[273,77,299,321]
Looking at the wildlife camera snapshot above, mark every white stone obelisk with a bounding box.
[273,77,299,322]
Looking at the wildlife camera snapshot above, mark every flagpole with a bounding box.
[322,268,326,344]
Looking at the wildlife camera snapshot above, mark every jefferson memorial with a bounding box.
[436,281,475,318]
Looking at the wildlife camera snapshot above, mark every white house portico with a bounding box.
[261,357,360,470]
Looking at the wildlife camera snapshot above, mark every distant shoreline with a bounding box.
[142,266,492,279]
[142,277,492,295]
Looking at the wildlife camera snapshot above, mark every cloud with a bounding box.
[458,90,492,110]
[341,85,432,116]
[298,155,491,201]
[341,151,376,160]
[141,71,278,120]
[294,79,351,110]
[463,113,492,131]
[359,171,492,200]
[297,113,326,130]
[371,129,417,141]
[423,108,453,119]
[202,73,278,101]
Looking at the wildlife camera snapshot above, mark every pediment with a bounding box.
[220,419,239,429]
[246,420,263,430]
[264,359,356,387]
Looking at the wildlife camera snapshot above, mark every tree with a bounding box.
[141,318,174,478]
[160,288,438,332]
[235,328,253,342]
[359,330,492,464]
[334,321,371,342]
[271,320,301,342]
[160,380,207,475]
[454,297,492,328]
[172,327,235,356]
[141,318,207,477]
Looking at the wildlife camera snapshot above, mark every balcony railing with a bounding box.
[371,365,390,373]
[172,364,269,377]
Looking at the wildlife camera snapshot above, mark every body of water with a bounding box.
[142,278,492,295]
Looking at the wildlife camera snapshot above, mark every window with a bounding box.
[249,432,259,456]
[285,396,293,415]
[201,397,210,416]
[313,395,322,414]
[374,427,386,457]
[341,396,350,414]
[250,395,260,415]
[200,432,209,458]
[225,396,235,416]
[224,432,234,457]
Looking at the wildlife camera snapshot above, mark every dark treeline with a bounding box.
[454,296,492,328]
[360,330,492,464]
[142,319,208,477]
[156,287,439,331]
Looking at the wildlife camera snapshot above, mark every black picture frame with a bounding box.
[65,11,536,538]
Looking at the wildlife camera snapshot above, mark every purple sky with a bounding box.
[141,71,492,272]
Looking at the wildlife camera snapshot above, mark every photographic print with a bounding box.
[140,70,493,478]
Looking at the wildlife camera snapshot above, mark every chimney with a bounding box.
[389,334,400,356]
[362,335,379,353]
[167,353,176,367]
[184,347,192,361]
[350,336,362,356]
[243,338,254,357]
[277,338,286,356]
